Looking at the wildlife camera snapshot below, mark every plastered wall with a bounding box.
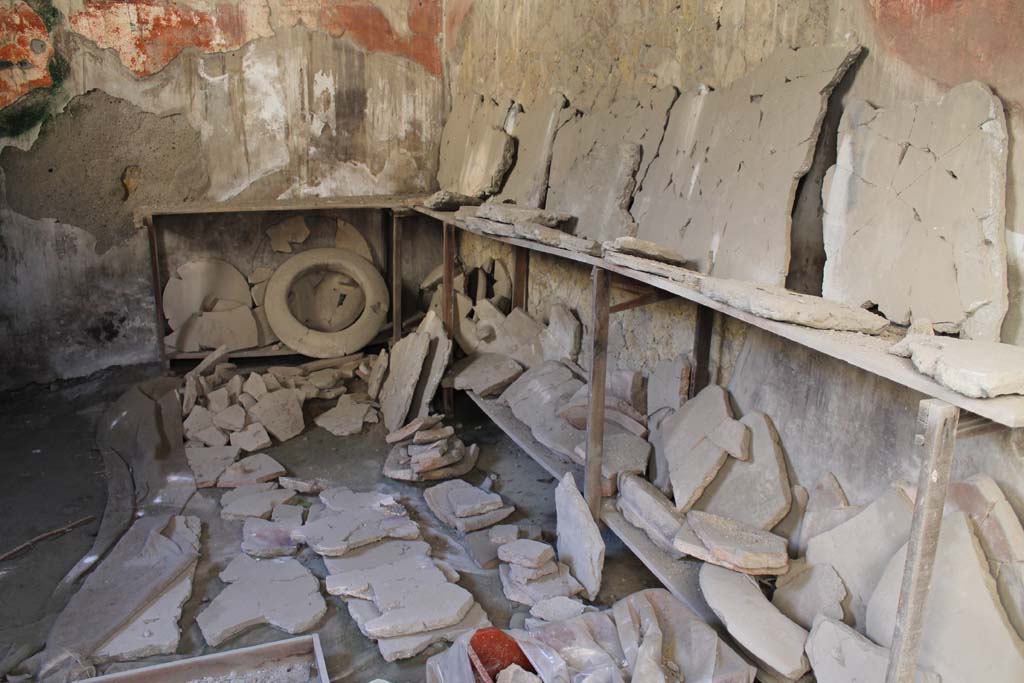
[0,0,445,389]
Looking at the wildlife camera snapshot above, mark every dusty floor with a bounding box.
[0,363,661,682]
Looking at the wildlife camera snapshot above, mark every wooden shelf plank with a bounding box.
[600,500,714,624]
[137,195,426,225]
[421,207,1024,429]
[465,391,583,483]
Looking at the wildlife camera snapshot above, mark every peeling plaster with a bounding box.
[0,1,54,108]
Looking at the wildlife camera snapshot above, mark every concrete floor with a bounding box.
[1,366,661,682]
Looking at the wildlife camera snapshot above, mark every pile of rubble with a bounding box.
[382,415,480,482]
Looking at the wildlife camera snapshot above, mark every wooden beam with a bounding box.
[389,210,403,347]
[442,223,457,414]
[513,245,530,311]
[688,303,715,398]
[610,290,674,314]
[885,399,959,683]
[584,266,611,519]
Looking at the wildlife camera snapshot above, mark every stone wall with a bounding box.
[444,0,1024,506]
[0,0,444,389]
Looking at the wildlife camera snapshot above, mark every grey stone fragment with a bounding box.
[369,602,491,662]
[325,555,446,599]
[385,414,444,443]
[220,482,277,505]
[548,140,641,243]
[661,384,732,506]
[230,422,272,452]
[490,524,520,546]
[806,487,913,631]
[314,395,374,436]
[496,664,543,683]
[243,372,268,399]
[217,453,286,487]
[410,311,453,420]
[425,478,514,532]
[272,503,304,525]
[555,473,604,600]
[633,45,860,286]
[498,539,555,568]
[196,556,325,647]
[364,580,475,638]
[241,517,301,558]
[410,444,461,474]
[707,418,750,461]
[700,564,809,680]
[323,539,431,575]
[513,222,598,254]
[823,82,1008,340]
[669,438,728,512]
[413,425,455,444]
[476,308,547,369]
[266,216,309,253]
[291,507,419,556]
[700,277,889,334]
[529,596,585,623]
[646,356,686,416]
[616,473,685,558]
[221,488,296,521]
[806,616,939,683]
[540,303,581,363]
[499,563,584,606]
[383,440,478,483]
[509,560,558,583]
[448,486,504,518]
[475,203,571,228]
[248,389,304,442]
[379,332,432,431]
[492,90,570,207]
[688,510,788,573]
[184,445,240,488]
[572,428,651,488]
[447,353,524,397]
[869,512,1024,681]
[772,484,808,557]
[367,349,389,401]
[796,472,858,554]
[890,334,1024,398]
[772,559,846,629]
[213,404,246,432]
[694,412,792,530]
[194,424,229,447]
[603,236,689,266]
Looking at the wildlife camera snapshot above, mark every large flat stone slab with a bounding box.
[379,331,432,431]
[248,390,305,442]
[217,452,286,487]
[694,412,791,529]
[314,395,375,436]
[220,487,295,521]
[631,44,860,286]
[446,353,524,397]
[660,384,734,508]
[822,82,1008,340]
[184,445,239,488]
[807,616,939,683]
[355,601,491,662]
[499,563,584,606]
[492,93,570,207]
[555,473,604,601]
[196,556,325,647]
[241,516,301,558]
[364,579,475,638]
[771,559,845,629]
[867,512,1024,682]
[291,507,420,556]
[162,259,251,331]
[891,334,1024,398]
[409,311,453,420]
[539,303,581,364]
[805,486,913,631]
[424,479,514,532]
[616,473,685,558]
[687,510,788,574]
[323,538,432,575]
[700,564,809,680]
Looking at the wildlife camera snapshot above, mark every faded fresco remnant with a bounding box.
[0,1,54,108]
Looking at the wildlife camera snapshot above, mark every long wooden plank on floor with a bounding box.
[415,207,1024,428]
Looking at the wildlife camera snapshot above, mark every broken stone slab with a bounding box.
[602,236,689,266]
[94,558,196,663]
[867,512,1024,681]
[496,664,542,683]
[248,390,305,442]
[502,361,582,428]
[695,412,792,530]
[206,387,232,414]
[365,581,477,639]
[632,44,861,286]
[645,356,687,417]
[413,425,455,444]
[807,616,939,683]
[243,372,268,399]
[420,189,484,210]
[616,473,685,559]
[221,482,277,503]
[326,554,447,600]
[448,486,504,518]
[490,524,521,546]
[700,563,810,680]
[660,384,733,507]
[193,306,259,352]
[438,92,512,196]
[500,563,585,606]
[249,267,274,285]
[539,303,581,363]
[571,428,651,494]
[334,218,374,262]
[307,367,344,389]
[805,486,913,631]
[409,438,450,457]
[700,277,889,334]
[196,555,325,647]
[229,422,272,452]
[555,473,604,601]
[241,517,301,558]
[425,479,515,532]
[477,308,547,369]
[272,503,304,525]
[367,349,389,400]
[462,524,542,570]
[314,395,375,436]
[707,419,750,461]
[446,353,524,397]
[184,406,215,437]
[217,453,286,487]
[796,472,860,555]
[291,507,419,556]
[319,487,404,514]
[383,441,479,483]
[184,445,240,488]
[410,443,461,474]
[890,333,1024,398]
[362,601,491,662]
[771,559,845,629]
[410,311,454,420]
[530,596,585,623]
[380,331,432,431]
[323,538,432,575]
[687,510,788,574]
[499,539,556,568]
[385,414,444,443]
[212,404,246,432]
[266,216,310,253]
[667,438,728,513]
[823,82,1008,340]
[603,250,706,289]
[514,222,599,255]
[163,260,251,331]
[193,424,229,447]
[221,488,296,521]
[773,484,809,558]
[277,476,325,494]
[510,560,558,583]
[492,93,570,207]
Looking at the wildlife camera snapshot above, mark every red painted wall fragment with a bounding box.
[0,2,54,109]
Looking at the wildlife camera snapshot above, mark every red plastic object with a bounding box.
[469,628,535,679]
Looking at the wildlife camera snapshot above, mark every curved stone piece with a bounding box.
[162,259,251,331]
[265,248,388,358]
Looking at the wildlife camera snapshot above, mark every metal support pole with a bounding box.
[885,399,959,683]
[584,266,610,519]
[390,211,403,347]
[441,223,457,415]
[513,246,530,311]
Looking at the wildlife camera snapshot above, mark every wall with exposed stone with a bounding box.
[0,0,444,389]
[445,0,1024,507]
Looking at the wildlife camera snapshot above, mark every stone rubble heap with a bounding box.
[382,416,480,483]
